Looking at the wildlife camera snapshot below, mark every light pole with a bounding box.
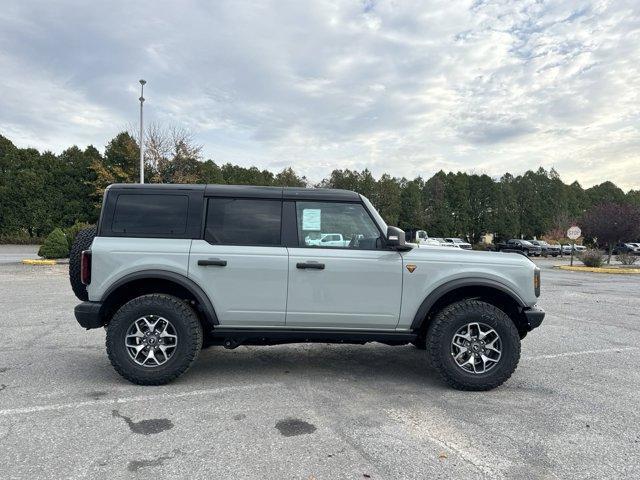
[139,79,146,184]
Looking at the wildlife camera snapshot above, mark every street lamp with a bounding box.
[139,79,146,184]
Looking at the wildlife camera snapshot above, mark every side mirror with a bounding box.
[386,226,412,251]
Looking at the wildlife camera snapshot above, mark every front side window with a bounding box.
[205,198,281,246]
[296,202,381,249]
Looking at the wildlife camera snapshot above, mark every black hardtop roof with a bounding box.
[107,183,361,201]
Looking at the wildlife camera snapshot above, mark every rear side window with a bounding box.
[205,198,281,246]
[112,194,188,235]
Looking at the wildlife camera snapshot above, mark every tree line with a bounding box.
[1,130,639,242]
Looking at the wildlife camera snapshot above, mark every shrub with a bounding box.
[38,228,70,259]
[616,252,638,265]
[578,249,604,268]
[0,235,46,245]
[63,222,93,249]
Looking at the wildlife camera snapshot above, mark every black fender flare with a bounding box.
[410,278,527,330]
[100,269,219,327]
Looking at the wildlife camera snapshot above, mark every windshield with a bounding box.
[521,240,534,246]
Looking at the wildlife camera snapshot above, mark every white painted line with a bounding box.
[387,408,509,479]
[527,346,638,360]
[0,383,278,417]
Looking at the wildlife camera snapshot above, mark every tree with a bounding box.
[585,181,626,207]
[627,190,640,207]
[53,146,98,226]
[422,171,453,236]
[445,172,471,237]
[467,174,498,243]
[398,179,424,230]
[148,125,204,183]
[320,169,363,192]
[92,132,139,199]
[199,160,224,183]
[493,174,520,240]
[1,130,638,246]
[373,174,402,226]
[513,169,549,238]
[581,203,640,264]
[104,132,139,174]
[274,167,307,187]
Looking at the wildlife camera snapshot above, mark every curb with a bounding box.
[554,265,640,274]
[22,259,58,265]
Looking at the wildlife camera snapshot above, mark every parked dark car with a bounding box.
[495,239,542,256]
[545,243,561,257]
[608,243,640,255]
[527,240,550,256]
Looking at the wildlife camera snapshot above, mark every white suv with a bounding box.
[70,184,544,390]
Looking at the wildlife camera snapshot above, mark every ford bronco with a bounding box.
[70,184,544,390]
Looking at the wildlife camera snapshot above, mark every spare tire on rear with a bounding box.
[69,227,96,301]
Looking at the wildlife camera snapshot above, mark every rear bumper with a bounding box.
[74,301,104,329]
[523,306,545,330]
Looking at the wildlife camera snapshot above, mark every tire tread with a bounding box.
[68,227,96,301]
[426,299,521,391]
[106,294,203,385]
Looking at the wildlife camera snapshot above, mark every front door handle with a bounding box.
[296,262,325,270]
[198,258,227,267]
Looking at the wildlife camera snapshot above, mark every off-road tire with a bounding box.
[106,294,203,385]
[426,299,520,391]
[411,337,427,350]
[69,227,96,301]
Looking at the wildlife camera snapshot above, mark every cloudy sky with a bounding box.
[1,0,639,189]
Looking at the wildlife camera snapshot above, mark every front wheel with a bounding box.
[106,294,203,385]
[426,300,521,391]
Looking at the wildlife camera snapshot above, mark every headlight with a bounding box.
[534,268,541,297]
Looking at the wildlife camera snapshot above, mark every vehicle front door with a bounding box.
[189,197,288,326]
[285,201,403,329]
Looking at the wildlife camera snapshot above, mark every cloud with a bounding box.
[0,0,639,189]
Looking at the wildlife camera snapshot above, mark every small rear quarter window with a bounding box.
[112,194,188,235]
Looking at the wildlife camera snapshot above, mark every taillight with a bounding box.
[81,250,92,285]
[534,268,540,297]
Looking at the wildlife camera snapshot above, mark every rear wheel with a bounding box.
[426,299,520,391]
[106,294,203,385]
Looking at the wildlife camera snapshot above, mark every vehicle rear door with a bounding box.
[285,200,403,329]
[189,192,289,326]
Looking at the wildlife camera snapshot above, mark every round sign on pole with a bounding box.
[567,226,581,240]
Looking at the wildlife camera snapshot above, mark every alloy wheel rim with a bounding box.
[125,315,178,367]
[451,322,502,374]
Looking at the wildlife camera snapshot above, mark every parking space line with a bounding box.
[527,346,638,360]
[0,383,279,417]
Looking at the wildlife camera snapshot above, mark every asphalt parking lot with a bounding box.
[1,253,639,479]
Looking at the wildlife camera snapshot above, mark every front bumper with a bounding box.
[523,306,545,330]
[74,301,104,329]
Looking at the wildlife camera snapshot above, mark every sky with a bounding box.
[1,0,639,190]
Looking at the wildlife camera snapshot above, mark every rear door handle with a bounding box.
[296,262,325,270]
[198,258,227,267]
